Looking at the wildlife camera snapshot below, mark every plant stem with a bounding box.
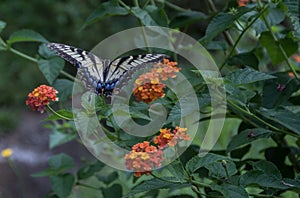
[119,0,131,10]
[7,46,76,81]
[0,37,7,46]
[7,158,26,198]
[150,172,182,183]
[60,70,76,81]
[47,105,73,121]
[155,0,187,12]
[257,0,299,79]
[9,47,38,63]
[190,180,211,188]
[219,4,269,70]
[207,0,237,53]
[150,0,156,6]
[248,193,279,198]
[76,182,100,191]
[221,160,230,179]
[227,100,279,131]
[227,100,299,138]
[133,0,139,7]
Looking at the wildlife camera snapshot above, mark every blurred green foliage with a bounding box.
[0,0,138,132]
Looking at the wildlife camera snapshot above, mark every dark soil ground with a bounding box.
[0,111,92,198]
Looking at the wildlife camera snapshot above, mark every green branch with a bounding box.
[257,0,299,79]
[207,0,238,55]
[9,47,38,63]
[227,100,299,138]
[4,42,76,81]
[220,4,269,70]
[47,105,73,121]
[155,0,187,12]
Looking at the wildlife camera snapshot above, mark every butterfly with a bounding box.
[47,43,167,96]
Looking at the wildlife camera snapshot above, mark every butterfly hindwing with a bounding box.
[106,54,166,82]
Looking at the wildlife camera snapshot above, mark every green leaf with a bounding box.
[253,7,286,34]
[253,160,282,180]
[129,103,151,121]
[227,52,259,68]
[204,41,227,51]
[38,57,64,84]
[127,178,189,196]
[102,184,122,198]
[170,11,207,28]
[260,32,298,65]
[267,7,286,26]
[49,130,76,149]
[50,174,75,198]
[202,12,234,43]
[96,172,118,185]
[81,92,96,112]
[282,178,300,192]
[284,0,300,38]
[81,1,129,30]
[186,153,237,178]
[227,128,274,153]
[0,21,6,33]
[131,7,158,26]
[201,7,253,43]
[165,160,187,183]
[47,109,74,121]
[166,94,206,124]
[77,161,104,180]
[259,108,300,135]
[7,29,48,44]
[239,170,289,189]
[144,5,169,27]
[227,87,256,104]
[211,183,248,198]
[226,68,276,85]
[262,74,300,108]
[48,153,74,171]
[53,79,74,101]
[39,43,56,59]
[76,111,99,138]
[0,42,6,51]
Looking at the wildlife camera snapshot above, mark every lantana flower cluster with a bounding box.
[237,0,249,6]
[125,141,164,177]
[125,126,190,177]
[26,85,59,113]
[153,127,190,149]
[133,58,180,104]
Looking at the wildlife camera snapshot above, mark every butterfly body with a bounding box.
[47,43,167,96]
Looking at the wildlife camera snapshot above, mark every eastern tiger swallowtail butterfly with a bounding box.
[47,43,167,96]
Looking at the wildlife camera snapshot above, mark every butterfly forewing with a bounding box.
[47,43,105,84]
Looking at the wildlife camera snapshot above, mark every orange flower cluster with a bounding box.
[237,0,249,6]
[26,85,59,113]
[153,127,190,149]
[125,127,190,177]
[125,141,164,177]
[133,58,180,104]
[292,54,300,63]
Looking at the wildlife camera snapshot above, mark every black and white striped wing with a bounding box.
[105,54,167,82]
[47,43,105,88]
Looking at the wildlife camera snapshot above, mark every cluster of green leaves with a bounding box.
[1,0,300,197]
